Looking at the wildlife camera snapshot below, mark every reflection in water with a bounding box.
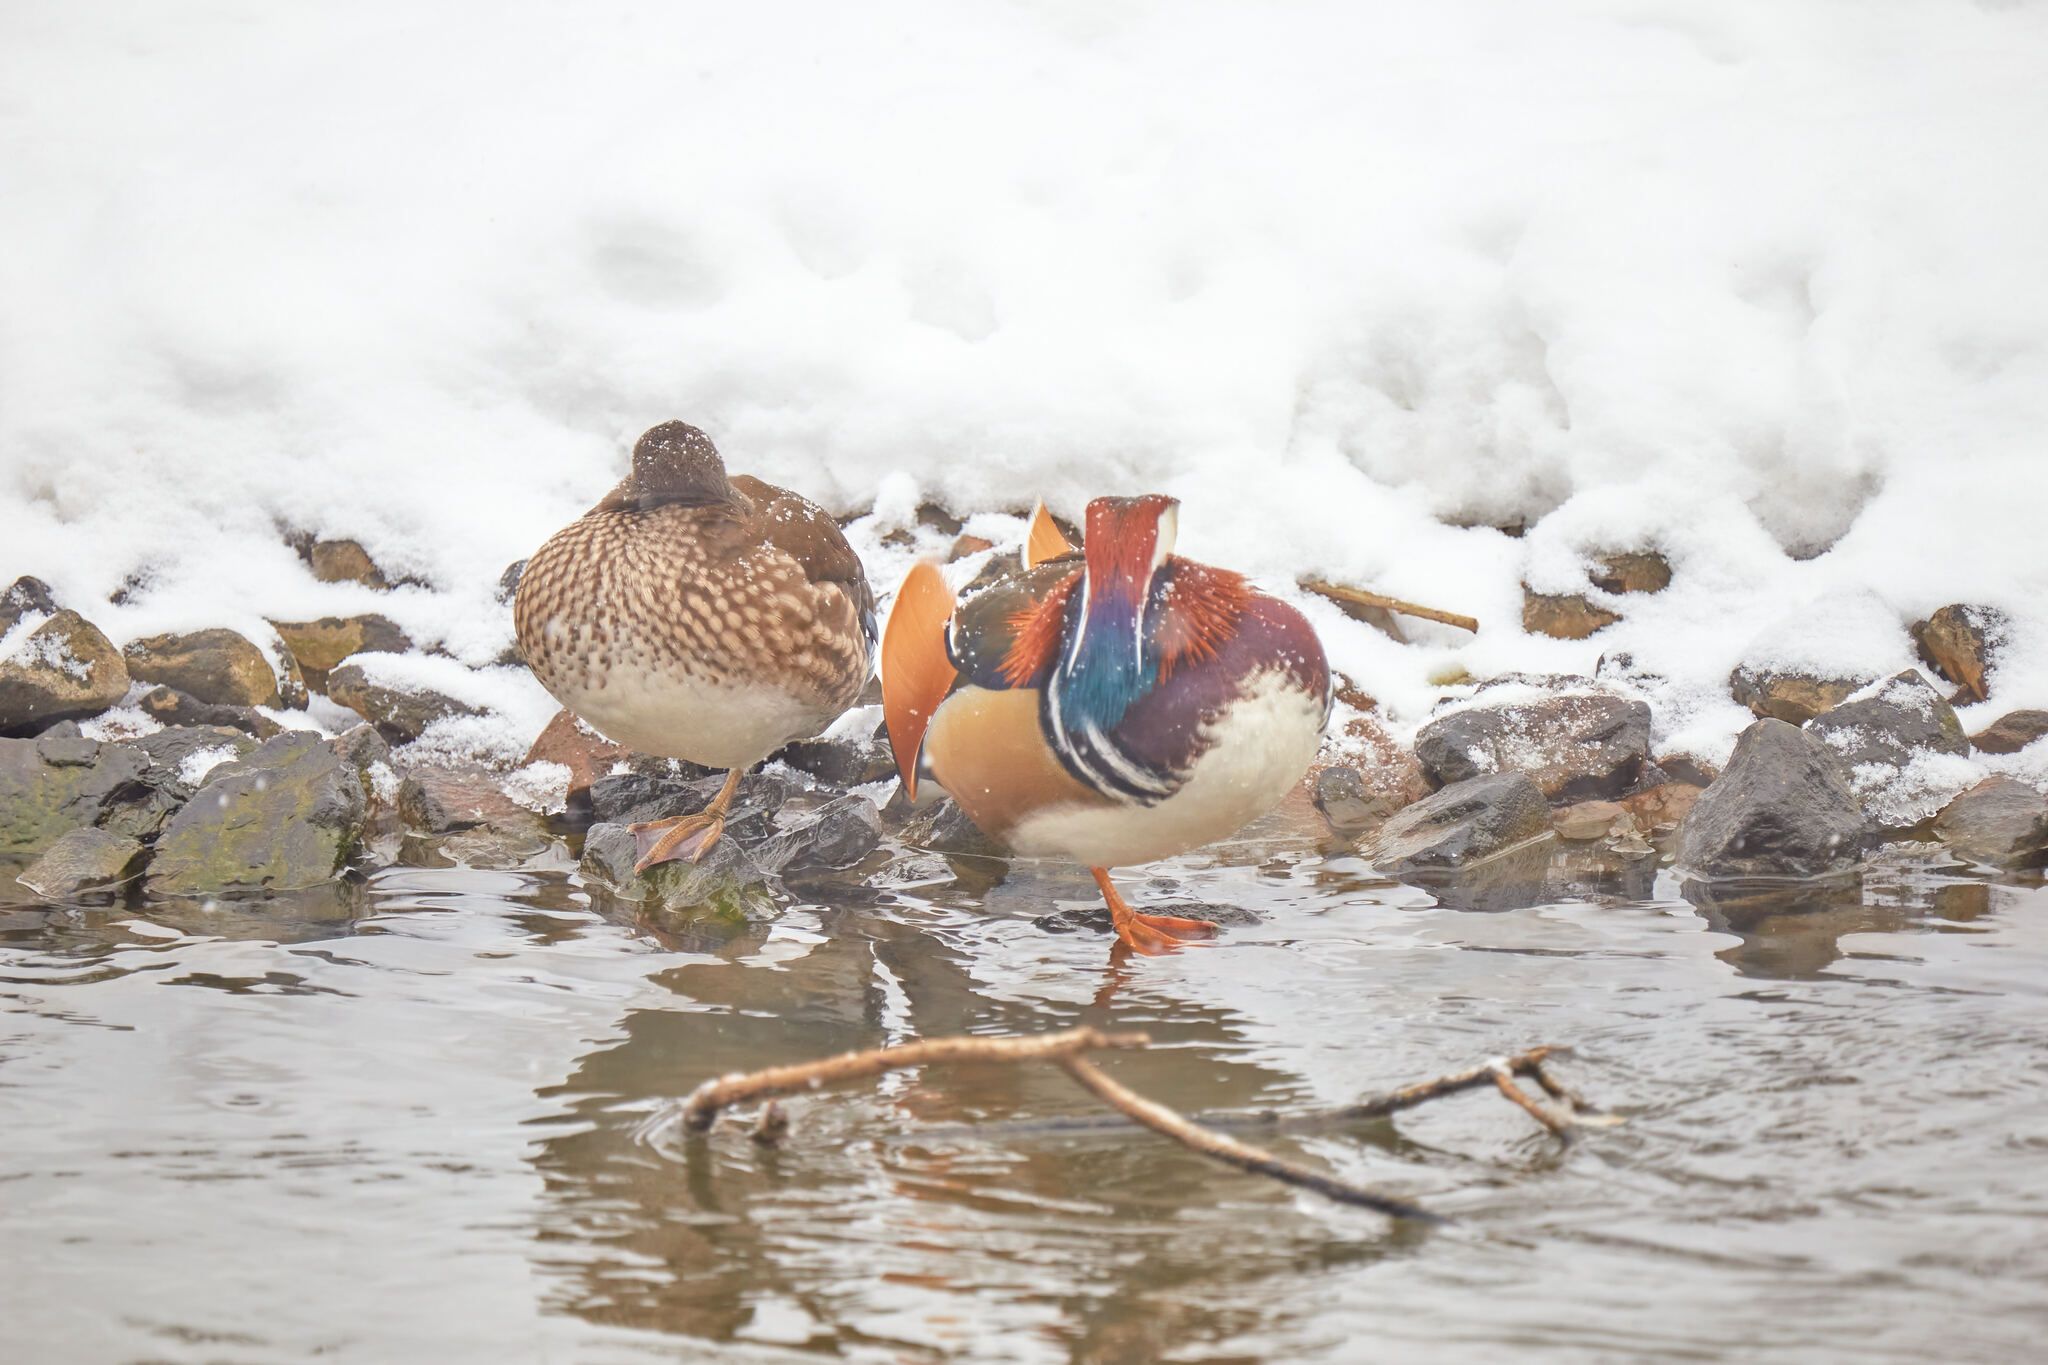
[5,827,2048,1362]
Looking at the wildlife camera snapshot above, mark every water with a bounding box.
[3,814,2046,1364]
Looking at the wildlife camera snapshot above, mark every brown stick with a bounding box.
[678,1026,1150,1132]
[1489,1065,1574,1140]
[1057,1055,1447,1224]
[1301,579,1480,634]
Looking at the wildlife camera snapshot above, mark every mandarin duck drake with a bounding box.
[882,495,1330,955]
[515,421,875,871]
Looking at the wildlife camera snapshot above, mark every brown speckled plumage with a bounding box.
[515,422,873,770]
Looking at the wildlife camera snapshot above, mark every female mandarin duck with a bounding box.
[883,495,1330,954]
[516,421,875,871]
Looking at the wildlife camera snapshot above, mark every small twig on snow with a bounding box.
[1300,579,1480,634]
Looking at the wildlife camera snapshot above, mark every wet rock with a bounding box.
[16,827,144,899]
[496,559,526,605]
[1589,551,1672,595]
[1623,781,1704,832]
[762,794,884,872]
[1553,800,1633,841]
[1806,670,1969,773]
[145,732,368,896]
[0,610,130,735]
[1652,752,1719,787]
[1415,693,1651,802]
[1034,898,1262,935]
[1969,709,2048,756]
[1521,589,1618,640]
[587,769,780,838]
[0,729,150,866]
[580,820,774,909]
[1931,777,2048,869]
[1674,719,1871,879]
[135,685,283,739]
[269,615,413,691]
[1371,772,1552,875]
[396,765,546,836]
[123,628,283,708]
[327,659,481,743]
[1729,664,1866,725]
[331,723,392,775]
[1312,765,1398,837]
[100,725,260,839]
[0,576,59,634]
[773,723,897,788]
[899,796,1007,858]
[1683,877,1871,980]
[305,538,387,588]
[1912,604,2006,703]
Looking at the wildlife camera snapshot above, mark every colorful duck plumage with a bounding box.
[884,495,1330,954]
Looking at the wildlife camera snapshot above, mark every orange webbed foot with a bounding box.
[1091,866,1222,956]
[629,812,726,872]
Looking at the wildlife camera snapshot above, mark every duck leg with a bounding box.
[631,767,744,873]
[1091,868,1220,956]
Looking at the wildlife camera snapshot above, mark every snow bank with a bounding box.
[3,0,2046,771]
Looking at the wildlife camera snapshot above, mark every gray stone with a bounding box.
[1675,719,1872,879]
[1312,764,1398,837]
[772,726,898,788]
[587,769,782,840]
[135,685,282,739]
[96,725,260,840]
[131,724,260,776]
[1806,670,1968,769]
[0,576,58,635]
[0,734,150,867]
[16,827,144,899]
[1971,710,2048,756]
[1932,777,2048,869]
[495,560,526,605]
[145,732,367,895]
[0,610,130,735]
[331,723,392,775]
[899,796,1007,858]
[580,820,774,908]
[1415,693,1651,802]
[1729,664,1867,725]
[327,659,481,743]
[762,794,884,872]
[123,628,282,708]
[1371,772,1553,874]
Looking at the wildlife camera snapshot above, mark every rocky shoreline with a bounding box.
[3,531,2045,937]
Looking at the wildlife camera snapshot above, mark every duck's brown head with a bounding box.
[627,421,740,510]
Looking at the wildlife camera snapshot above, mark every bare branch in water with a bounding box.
[679,1026,1150,1132]
[1056,1055,1447,1224]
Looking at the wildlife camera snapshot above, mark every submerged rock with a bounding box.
[145,732,367,896]
[1521,590,1619,640]
[1728,664,1866,725]
[1931,778,2048,869]
[269,615,412,691]
[135,685,282,739]
[1552,799,1633,841]
[1415,693,1651,802]
[1912,603,2006,703]
[0,728,150,866]
[1970,709,2048,756]
[1675,719,1871,879]
[327,659,481,743]
[1622,781,1704,832]
[0,610,130,735]
[16,826,144,899]
[1371,771,1552,874]
[123,628,283,709]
